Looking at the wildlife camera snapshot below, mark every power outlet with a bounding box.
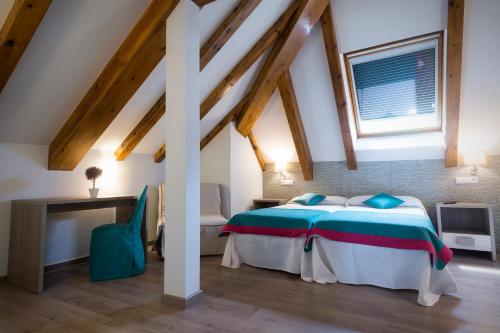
[455,176,479,184]
[281,179,294,186]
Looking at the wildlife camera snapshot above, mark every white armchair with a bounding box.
[154,183,229,256]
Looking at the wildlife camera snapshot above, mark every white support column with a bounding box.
[163,0,201,307]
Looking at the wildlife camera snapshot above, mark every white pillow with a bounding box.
[347,195,424,209]
[317,195,348,206]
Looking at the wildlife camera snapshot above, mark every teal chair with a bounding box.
[89,186,148,281]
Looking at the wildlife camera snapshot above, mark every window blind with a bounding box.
[352,47,436,121]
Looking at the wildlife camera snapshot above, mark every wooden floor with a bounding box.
[0,252,499,333]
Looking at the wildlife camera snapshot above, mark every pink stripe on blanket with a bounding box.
[312,229,438,257]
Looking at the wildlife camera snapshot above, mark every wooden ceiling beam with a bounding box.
[48,0,178,171]
[191,0,216,8]
[236,0,329,137]
[0,0,52,94]
[445,0,464,168]
[320,5,357,170]
[277,70,312,180]
[200,95,249,150]
[154,144,166,163]
[200,0,261,70]
[115,94,165,161]
[119,0,259,161]
[248,131,266,171]
[200,1,298,119]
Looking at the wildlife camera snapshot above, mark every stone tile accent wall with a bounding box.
[263,157,500,246]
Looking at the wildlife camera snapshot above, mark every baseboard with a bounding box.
[161,290,203,309]
[44,256,89,274]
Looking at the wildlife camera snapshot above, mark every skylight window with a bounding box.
[344,32,443,137]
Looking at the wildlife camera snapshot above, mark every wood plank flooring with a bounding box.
[0,252,499,332]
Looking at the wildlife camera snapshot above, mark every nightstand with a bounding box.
[436,202,496,261]
[253,198,287,209]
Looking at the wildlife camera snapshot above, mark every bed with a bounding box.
[302,196,458,306]
[221,197,346,274]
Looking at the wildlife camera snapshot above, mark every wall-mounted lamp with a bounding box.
[275,161,294,186]
[464,152,486,176]
[275,161,288,179]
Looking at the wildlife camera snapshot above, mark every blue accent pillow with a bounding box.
[363,193,404,209]
[292,193,326,206]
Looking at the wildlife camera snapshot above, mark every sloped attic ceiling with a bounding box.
[2,0,500,165]
[0,0,150,145]
[0,0,422,163]
[0,0,297,158]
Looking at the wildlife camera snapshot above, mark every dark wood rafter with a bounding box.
[236,0,330,137]
[200,0,261,70]
[320,5,357,170]
[154,144,166,163]
[200,1,298,120]
[0,0,52,94]
[129,0,259,162]
[445,0,465,168]
[152,2,294,162]
[191,0,216,8]
[115,94,165,161]
[48,0,179,171]
[248,131,266,171]
[200,95,249,150]
[277,70,312,180]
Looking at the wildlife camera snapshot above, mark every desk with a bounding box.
[8,196,147,294]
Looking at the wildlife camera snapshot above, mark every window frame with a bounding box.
[343,31,444,138]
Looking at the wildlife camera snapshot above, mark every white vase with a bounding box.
[89,188,99,199]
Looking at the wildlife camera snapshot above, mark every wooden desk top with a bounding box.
[436,201,491,209]
[12,196,137,205]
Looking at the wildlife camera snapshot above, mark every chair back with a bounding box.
[126,186,148,234]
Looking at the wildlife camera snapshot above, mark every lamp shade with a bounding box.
[464,152,486,166]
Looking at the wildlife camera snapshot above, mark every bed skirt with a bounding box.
[222,233,307,274]
[221,234,458,306]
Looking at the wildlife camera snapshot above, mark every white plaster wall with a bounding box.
[229,123,263,215]
[0,144,165,276]
[253,90,298,163]
[200,124,231,188]
[253,0,448,163]
[200,123,262,217]
[459,0,500,156]
[253,0,500,164]
[0,0,149,145]
[332,0,447,54]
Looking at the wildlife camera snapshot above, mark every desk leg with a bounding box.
[8,202,46,294]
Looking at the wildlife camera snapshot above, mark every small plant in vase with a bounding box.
[85,167,102,198]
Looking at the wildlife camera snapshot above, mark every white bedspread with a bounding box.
[302,240,458,306]
[275,203,345,213]
[222,234,306,274]
[302,205,458,306]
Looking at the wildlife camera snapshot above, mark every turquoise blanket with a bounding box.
[221,208,330,238]
[309,211,453,269]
